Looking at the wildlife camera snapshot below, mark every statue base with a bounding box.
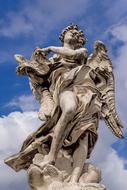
[28,163,106,190]
[47,183,106,190]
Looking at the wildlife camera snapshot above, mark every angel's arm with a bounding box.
[35,46,88,59]
[49,46,88,58]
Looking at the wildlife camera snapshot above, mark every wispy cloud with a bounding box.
[106,0,127,23]
[0,0,89,39]
[6,95,39,112]
[0,0,126,65]
[0,0,90,65]
[109,23,127,126]
[0,13,33,38]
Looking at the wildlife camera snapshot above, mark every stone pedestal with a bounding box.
[47,182,106,190]
[27,163,106,190]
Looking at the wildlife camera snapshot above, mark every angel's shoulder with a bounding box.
[79,47,88,53]
[49,54,61,64]
[76,48,88,59]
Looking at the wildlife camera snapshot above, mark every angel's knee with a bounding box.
[60,91,77,118]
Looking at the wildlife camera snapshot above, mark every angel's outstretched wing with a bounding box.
[87,40,124,139]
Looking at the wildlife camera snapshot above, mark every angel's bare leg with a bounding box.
[39,91,77,167]
[70,133,88,183]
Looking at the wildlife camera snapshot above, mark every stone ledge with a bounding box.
[28,163,106,190]
[48,182,106,190]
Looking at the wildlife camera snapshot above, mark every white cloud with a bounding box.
[1,0,127,40]
[6,95,39,112]
[102,151,127,190]
[0,115,127,190]
[91,122,127,190]
[110,24,127,126]
[89,23,127,190]
[0,111,41,189]
[0,0,89,39]
[110,24,127,42]
[0,111,41,151]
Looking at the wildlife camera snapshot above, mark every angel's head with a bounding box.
[93,40,107,53]
[59,23,87,48]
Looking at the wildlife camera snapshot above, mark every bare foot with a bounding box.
[64,175,71,182]
[35,154,55,169]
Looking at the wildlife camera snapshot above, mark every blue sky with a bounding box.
[0,0,127,190]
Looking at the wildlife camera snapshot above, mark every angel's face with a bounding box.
[64,29,79,45]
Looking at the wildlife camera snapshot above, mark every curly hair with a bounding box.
[59,23,87,48]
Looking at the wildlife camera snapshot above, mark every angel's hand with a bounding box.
[41,47,51,54]
[33,47,42,55]
[34,47,51,56]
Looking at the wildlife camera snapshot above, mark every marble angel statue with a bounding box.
[5,24,124,189]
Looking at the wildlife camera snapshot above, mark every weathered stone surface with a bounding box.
[31,181,106,190]
[48,183,106,190]
[5,23,124,190]
[27,164,105,190]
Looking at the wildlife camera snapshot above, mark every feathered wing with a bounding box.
[101,71,124,138]
[88,41,124,139]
